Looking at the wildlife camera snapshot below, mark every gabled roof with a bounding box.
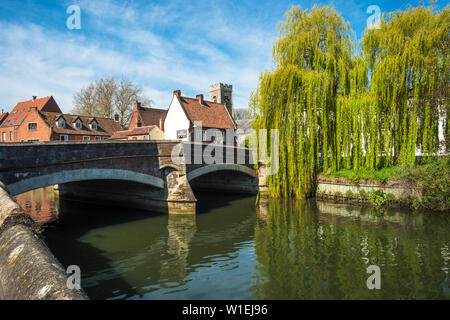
[175,95,236,130]
[110,125,158,140]
[39,112,122,136]
[137,106,167,127]
[0,112,8,126]
[2,96,62,128]
[72,116,82,123]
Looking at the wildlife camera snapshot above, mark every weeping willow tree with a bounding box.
[362,5,449,167]
[251,5,354,198]
[251,4,449,198]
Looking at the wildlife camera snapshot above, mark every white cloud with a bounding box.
[0,0,275,113]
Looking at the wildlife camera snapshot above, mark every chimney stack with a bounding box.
[159,117,164,131]
[196,94,204,105]
[174,90,181,99]
[134,100,142,111]
[32,96,37,101]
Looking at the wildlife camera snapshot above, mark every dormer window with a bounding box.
[89,119,98,130]
[56,117,66,128]
[75,119,82,129]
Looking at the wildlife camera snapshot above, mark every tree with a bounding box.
[72,76,153,128]
[362,5,449,167]
[251,5,354,198]
[252,4,449,199]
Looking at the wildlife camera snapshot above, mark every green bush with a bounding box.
[345,190,354,199]
[406,157,449,211]
[369,189,387,207]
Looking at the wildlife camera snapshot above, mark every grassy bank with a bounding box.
[320,157,449,212]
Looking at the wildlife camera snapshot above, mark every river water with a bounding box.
[13,186,450,300]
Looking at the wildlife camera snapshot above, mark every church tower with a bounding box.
[209,83,234,118]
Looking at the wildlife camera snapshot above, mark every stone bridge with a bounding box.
[0,141,264,214]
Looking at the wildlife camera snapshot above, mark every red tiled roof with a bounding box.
[0,112,8,126]
[137,107,167,127]
[1,96,61,128]
[110,125,157,139]
[177,96,236,129]
[39,112,122,136]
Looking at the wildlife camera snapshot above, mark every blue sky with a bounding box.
[0,0,446,113]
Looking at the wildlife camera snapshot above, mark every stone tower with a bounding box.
[209,83,234,118]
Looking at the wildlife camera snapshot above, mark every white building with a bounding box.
[164,89,236,144]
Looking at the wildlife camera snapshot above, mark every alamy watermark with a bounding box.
[367,5,381,29]
[66,265,81,290]
[66,5,81,30]
[366,265,381,290]
[170,122,279,175]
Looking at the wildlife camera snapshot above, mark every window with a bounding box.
[10,131,13,141]
[83,136,90,141]
[60,135,68,141]
[27,139,39,142]
[103,137,108,140]
[10,119,16,125]
[28,123,37,131]
[90,121,98,130]
[75,120,82,129]
[2,132,5,142]
[95,136,102,140]
[132,137,137,140]
[20,108,25,113]
[18,118,25,125]
[12,110,17,114]
[176,129,187,139]
[57,118,66,128]
[194,129,203,142]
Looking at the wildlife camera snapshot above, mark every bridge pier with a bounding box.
[57,172,196,215]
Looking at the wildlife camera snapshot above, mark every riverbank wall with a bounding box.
[0,182,87,300]
[316,176,421,206]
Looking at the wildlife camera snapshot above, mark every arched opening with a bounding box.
[6,169,164,196]
[187,164,258,195]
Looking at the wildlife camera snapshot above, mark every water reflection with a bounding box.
[13,186,59,224]
[160,215,197,287]
[254,199,450,299]
[12,187,450,300]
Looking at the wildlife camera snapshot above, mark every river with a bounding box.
[13,186,450,300]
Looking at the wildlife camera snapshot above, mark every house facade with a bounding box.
[0,96,122,142]
[110,125,164,141]
[128,101,167,131]
[164,89,236,144]
[0,96,61,143]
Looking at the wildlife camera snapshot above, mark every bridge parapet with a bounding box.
[0,141,266,214]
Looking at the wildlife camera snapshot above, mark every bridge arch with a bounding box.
[6,168,164,196]
[187,163,257,181]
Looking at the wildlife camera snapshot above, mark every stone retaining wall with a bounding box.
[316,179,421,201]
[0,183,87,300]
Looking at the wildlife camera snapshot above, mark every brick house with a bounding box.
[164,89,236,144]
[0,96,122,142]
[110,125,164,141]
[128,101,167,131]
[0,96,61,143]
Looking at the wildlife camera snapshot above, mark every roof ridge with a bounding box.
[40,111,117,120]
[181,96,225,106]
